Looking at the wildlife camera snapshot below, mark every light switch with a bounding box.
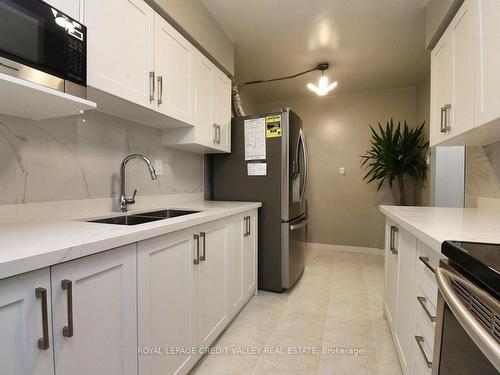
[338,167,345,176]
[154,159,164,176]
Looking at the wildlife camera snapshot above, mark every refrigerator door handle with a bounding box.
[290,218,308,231]
[297,129,308,202]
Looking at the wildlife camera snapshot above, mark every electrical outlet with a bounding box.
[154,159,164,176]
[338,167,345,176]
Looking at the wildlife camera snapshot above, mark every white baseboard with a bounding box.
[306,242,384,256]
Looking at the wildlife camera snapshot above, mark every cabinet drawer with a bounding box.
[416,241,441,306]
[415,286,436,354]
[414,322,434,374]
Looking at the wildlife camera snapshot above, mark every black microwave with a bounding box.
[0,0,87,98]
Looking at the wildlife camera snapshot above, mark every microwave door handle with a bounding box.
[435,268,500,372]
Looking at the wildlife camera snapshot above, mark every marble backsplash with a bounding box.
[0,111,204,206]
[466,140,500,207]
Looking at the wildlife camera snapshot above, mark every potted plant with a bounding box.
[361,119,429,206]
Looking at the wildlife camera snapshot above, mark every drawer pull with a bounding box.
[419,256,435,274]
[193,234,200,265]
[390,225,398,254]
[61,280,73,338]
[200,232,206,261]
[417,296,436,322]
[415,335,432,368]
[35,287,50,350]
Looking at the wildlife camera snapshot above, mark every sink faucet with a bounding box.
[119,154,158,212]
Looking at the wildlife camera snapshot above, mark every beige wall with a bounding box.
[259,88,417,250]
[149,0,234,75]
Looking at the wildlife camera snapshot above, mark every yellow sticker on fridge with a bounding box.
[266,115,282,137]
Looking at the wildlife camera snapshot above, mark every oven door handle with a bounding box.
[435,267,500,372]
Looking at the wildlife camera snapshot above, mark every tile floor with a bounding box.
[191,249,402,375]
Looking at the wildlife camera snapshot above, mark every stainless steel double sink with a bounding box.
[86,209,200,226]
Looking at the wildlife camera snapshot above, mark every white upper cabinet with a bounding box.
[431,0,500,146]
[83,0,155,109]
[430,0,474,146]
[0,269,54,375]
[155,14,195,125]
[195,53,216,146]
[51,244,137,375]
[474,0,500,128]
[81,0,231,146]
[213,70,232,152]
[162,51,232,153]
[44,0,81,21]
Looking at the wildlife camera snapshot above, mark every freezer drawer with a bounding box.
[281,217,307,289]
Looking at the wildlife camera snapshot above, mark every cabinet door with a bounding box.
[155,14,195,125]
[45,0,81,21]
[450,1,475,137]
[430,31,453,146]
[194,52,216,146]
[138,228,198,375]
[51,244,137,375]
[213,71,232,152]
[83,0,155,108]
[0,269,54,375]
[384,220,399,330]
[197,219,230,347]
[243,212,257,299]
[474,0,500,127]
[395,228,417,375]
[229,215,245,318]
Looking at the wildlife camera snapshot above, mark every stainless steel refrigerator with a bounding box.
[211,108,308,292]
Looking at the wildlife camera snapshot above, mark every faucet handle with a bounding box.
[131,189,137,202]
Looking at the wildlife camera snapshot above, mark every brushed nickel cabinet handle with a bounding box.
[200,232,206,261]
[444,104,451,131]
[157,76,163,105]
[440,106,446,133]
[390,226,398,254]
[213,124,218,144]
[61,280,73,338]
[417,296,436,323]
[247,216,251,236]
[149,71,155,102]
[415,335,432,368]
[217,125,221,144]
[419,256,435,274]
[193,234,200,265]
[35,287,50,350]
[244,216,249,237]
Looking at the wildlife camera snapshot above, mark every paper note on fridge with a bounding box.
[247,162,267,176]
[244,118,266,160]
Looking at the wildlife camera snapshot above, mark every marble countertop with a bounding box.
[0,201,261,280]
[380,205,500,253]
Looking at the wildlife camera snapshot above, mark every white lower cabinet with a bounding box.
[197,219,231,347]
[0,268,54,375]
[0,209,258,375]
[138,228,198,375]
[384,220,399,329]
[384,219,445,375]
[229,212,257,318]
[394,229,417,375]
[243,212,257,300]
[51,244,138,375]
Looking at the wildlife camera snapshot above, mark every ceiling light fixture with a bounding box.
[307,63,337,96]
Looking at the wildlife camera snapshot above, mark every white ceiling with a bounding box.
[201,0,430,103]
